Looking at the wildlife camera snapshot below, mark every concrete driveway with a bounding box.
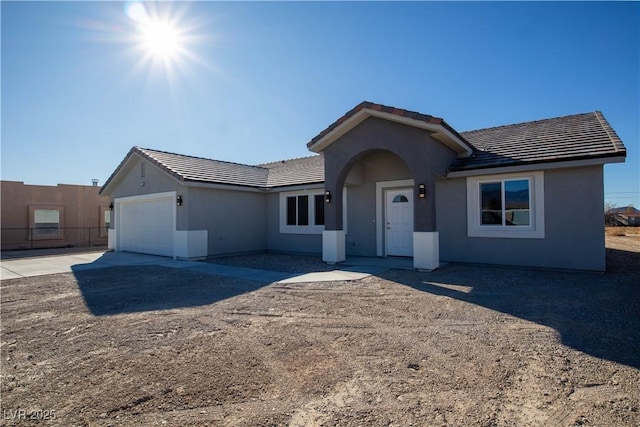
[0,250,381,283]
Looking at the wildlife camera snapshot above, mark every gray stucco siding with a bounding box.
[322,117,458,232]
[265,192,322,255]
[188,187,267,256]
[436,165,606,271]
[106,157,186,230]
[345,151,413,256]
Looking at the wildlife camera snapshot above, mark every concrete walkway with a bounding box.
[0,250,390,284]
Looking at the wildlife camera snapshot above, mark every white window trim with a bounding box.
[29,205,65,240]
[467,171,545,239]
[279,188,348,235]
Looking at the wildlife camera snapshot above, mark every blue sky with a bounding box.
[2,1,638,208]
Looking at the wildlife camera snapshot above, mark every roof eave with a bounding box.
[307,108,474,158]
[447,153,626,178]
[99,147,186,196]
[99,147,139,196]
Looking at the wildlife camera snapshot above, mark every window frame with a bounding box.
[280,190,326,234]
[279,188,348,235]
[99,206,111,238]
[28,205,65,240]
[467,171,545,239]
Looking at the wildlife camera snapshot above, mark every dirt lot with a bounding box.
[2,235,639,426]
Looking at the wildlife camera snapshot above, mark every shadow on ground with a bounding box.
[380,248,640,369]
[71,247,639,369]
[73,265,268,317]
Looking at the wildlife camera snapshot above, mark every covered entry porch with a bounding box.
[307,102,473,270]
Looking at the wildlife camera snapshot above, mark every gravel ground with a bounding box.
[1,235,638,426]
[207,253,334,274]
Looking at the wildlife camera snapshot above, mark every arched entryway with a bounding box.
[318,116,459,270]
[306,103,473,270]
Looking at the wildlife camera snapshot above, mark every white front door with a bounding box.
[385,189,414,257]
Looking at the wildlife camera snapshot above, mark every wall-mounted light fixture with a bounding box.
[418,184,426,198]
[109,202,114,210]
[176,195,183,206]
[325,190,332,203]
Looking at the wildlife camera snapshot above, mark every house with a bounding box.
[607,206,640,226]
[100,102,626,271]
[1,180,111,250]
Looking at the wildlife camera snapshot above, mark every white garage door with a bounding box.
[118,194,175,257]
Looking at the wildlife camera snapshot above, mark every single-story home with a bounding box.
[1,180,111,250]
[100,101,626,271]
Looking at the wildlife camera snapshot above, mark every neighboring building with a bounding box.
[100,102,626,271]
[607,206,640,226]
[1,181,111,250]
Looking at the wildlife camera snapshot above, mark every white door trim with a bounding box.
[375,179,414,257]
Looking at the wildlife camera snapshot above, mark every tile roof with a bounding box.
[259,155,324,187]
[101,147,324,192]
[101,107,625,194]
[450,111,626,171]
[137,147,269,187]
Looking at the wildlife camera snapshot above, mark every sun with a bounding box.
[141,20,181,59]
[126,2,187,66]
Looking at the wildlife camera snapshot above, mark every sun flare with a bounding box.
[126,1,189,67]
[141,20,181,58]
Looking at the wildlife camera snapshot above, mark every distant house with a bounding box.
[1,181,111,250]
[100,102,626,271]
[607,206,640,226]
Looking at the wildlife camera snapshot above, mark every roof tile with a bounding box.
[102,106,626,194]
[102,148,324,192]
[450,111,625,171]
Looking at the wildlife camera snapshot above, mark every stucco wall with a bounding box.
[345,151,412,256]
[105,156,186,229]
[188,187,267,255]
[1,180,110,250]
[436,165,606,271]
[265,192,322,255]
[322,116,458,232]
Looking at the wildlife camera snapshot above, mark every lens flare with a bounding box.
[141,20,181,58]
[125,2,147,23]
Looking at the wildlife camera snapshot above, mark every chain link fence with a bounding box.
[1,227,109,251]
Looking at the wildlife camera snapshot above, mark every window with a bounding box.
[99,206,112,238]
[480,179,530,226]
[105,210,112,229]
[280,190,333,234]
[467,172,544,239]
[314,194,325,226]
[34,209,60,236]
[392,195,409,203]
[286,195,309,226]
[285,194,321,228]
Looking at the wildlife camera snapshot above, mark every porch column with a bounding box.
[322,173,346,264]
[412,178,439,270]
[413,231,439,271]
[323,230,346,264]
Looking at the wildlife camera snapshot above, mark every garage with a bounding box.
[115,192,175,257]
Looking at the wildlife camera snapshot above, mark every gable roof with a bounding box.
[307,101,474,157]
[100,147,323,194]
[101,104,626,195]
[137,147,269,187]
[450,111,626,172]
